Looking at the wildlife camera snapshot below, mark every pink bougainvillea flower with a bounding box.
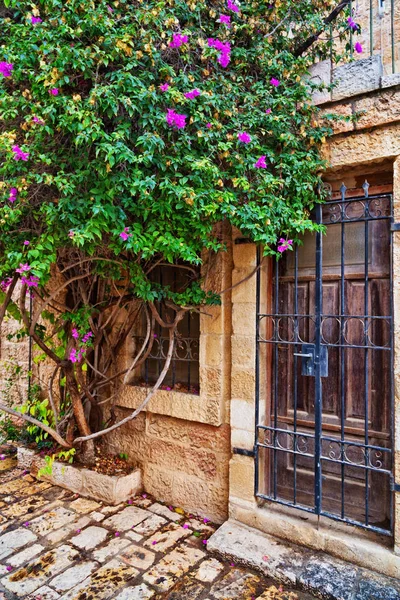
[277,238,293,253]
[49,88,59,96]
[270,77,280,87]
[68,230,75,238]
[71,328,79,339]
[31,16,42,24]
[219,14,231,27]
[227,0,240,12]
[202,539,208,545]
[142,493,147,498]
[254,155,267,169]
[12,145,29,161]
[160,83,169,92]
[23,240,30,246]
[355,42,363,54]
[5,566,12,572]
[184,88,200,99]
[166,386,172,391]
[0,62,13,77]
[9,187,18,202]
[0,455,5,461]
[265,108,272,114]
[182,523,189,529]
[230,562,235,567]
[115,532,120,537]
[208,38,231,68]
[23,522,30,527]
[166,109,187,129]
[218,52,230,67]
[238,131,251,144]
[21,275,39,288]
[107,5,113,13]
[16,263,31,273]
[0,278,13,293]
[206,122,212,128]
[347,16,358,31]
[169,33,189,48]
[127,499,133,505]
[32,116,44,125]
[76,529,81,534]
[120,227,131,241]
[82,331,93,344]
[203,517,210,523]
[152,540,158,545]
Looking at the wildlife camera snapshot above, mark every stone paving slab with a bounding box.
[208,520,400,600]
[0,458,341,600]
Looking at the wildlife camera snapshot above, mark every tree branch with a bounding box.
[0,403,70,448]
[294,0,351,57]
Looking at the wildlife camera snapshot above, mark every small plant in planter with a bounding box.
[0,0,359,466]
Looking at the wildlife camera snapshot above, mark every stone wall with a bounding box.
[103,234,233,523]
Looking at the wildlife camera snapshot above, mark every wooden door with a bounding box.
[257,191,393,534]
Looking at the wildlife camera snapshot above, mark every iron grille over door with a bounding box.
[255,183,394,535]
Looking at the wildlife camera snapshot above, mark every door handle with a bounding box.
[293,353,313,358]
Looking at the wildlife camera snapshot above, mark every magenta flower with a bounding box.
[227,0,240,12]
[220,14,231,27]
[277,238,293,253]
[0,278,12,293]
[33,116,44,125]
[218,52,230,68]
[9,187,18,202]
[166,386,172,391]
[208,38,231,68]
[182,523,189,529]
[69,348,84,363]
[203,518,210,523]
[169,34,189,48]
[160,83,169,92]
[254,155,267,169]
[265,108,271,114]
[21,275,39,288]
[6,566,12,572]
[355,42,363,54]
[184,88,200,100]
[12,145,29,161]
[23,522,30,527]
[82,331,93,344]
[31,16,42,24]
[71,328,79,339]
[107,5,113,13]
[0,62,13,78]
[23,240,30,246]
[120,227,131,241]
[0,455,5,461]
[270,78,280,87]
[347,17,358,31]
[166,109,187,129]
[16,263,31,273]
[206,122,212,128]
[49,88,59,96]
[142,493,147,498]
[202,539,208,545]
[68,230,75,238]
[152,540,158,545]
[128,499,133,505]
[238,132,251,144]
[115,532,120,537]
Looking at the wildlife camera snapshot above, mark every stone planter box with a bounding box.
[17,447,142,505]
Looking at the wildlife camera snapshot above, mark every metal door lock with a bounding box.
[293,343,328,377]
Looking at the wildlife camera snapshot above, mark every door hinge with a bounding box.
[233,447,255,458]
[390,222,400,232]
[390,479,400,492]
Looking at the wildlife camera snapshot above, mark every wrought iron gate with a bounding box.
[255,183,394,535]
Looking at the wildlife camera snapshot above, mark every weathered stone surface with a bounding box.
[119,543,155,570]
[69,497,101,514]
[308,60,332,105]
[50,561,97,592]
[132,513,167,536]
[147,503,184,522]
[126,531,143,543]
[8,544,44,568]
[194,557,224,582]
[143,523,191,552]
[58,558,139,600]
[3,494,50,518]
[1,545,78,597]
[92,536,131,562]
[114,583,154,600]
[353,571,400,600]
[103,505,151,531]
[0,528,37,560]
[164,577,206,599]
[29,507,77,536]
[332,56,383,101]
[299,557,358,600]
[209,569,261,599]
[46,516,91,544]
[70,525,108,550]
[143,544,206,591]
[26,585,61,600]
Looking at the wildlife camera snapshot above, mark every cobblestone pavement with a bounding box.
[0,457,318,600]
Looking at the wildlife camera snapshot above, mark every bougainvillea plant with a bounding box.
[0,0,357,463]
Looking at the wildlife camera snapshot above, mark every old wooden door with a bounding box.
[256,185,394,535]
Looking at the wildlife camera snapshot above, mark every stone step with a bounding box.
[207,519,400,600]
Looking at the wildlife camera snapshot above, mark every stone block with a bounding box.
[119,543,155,570]
[233,243,257,270]
[232,303,256,336]
[229,455,255,503]
[194,558,224,582]
[92,537,131,562]
[231,428,255,452]
[332,56,383,101]
[102,505,151,531]
[143,544,206,592]
[231,399,255,432]
[143,523,191,552]
[231,335,255,369]
[354,88,400,129]
[0,528,37,560]
[70,526,108,550]
[381,73,400,89]
[18,447,142,505]
[308,60,332,105]
[231,368,256,401]
[114,584,154,600]
[49,561,97,593]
